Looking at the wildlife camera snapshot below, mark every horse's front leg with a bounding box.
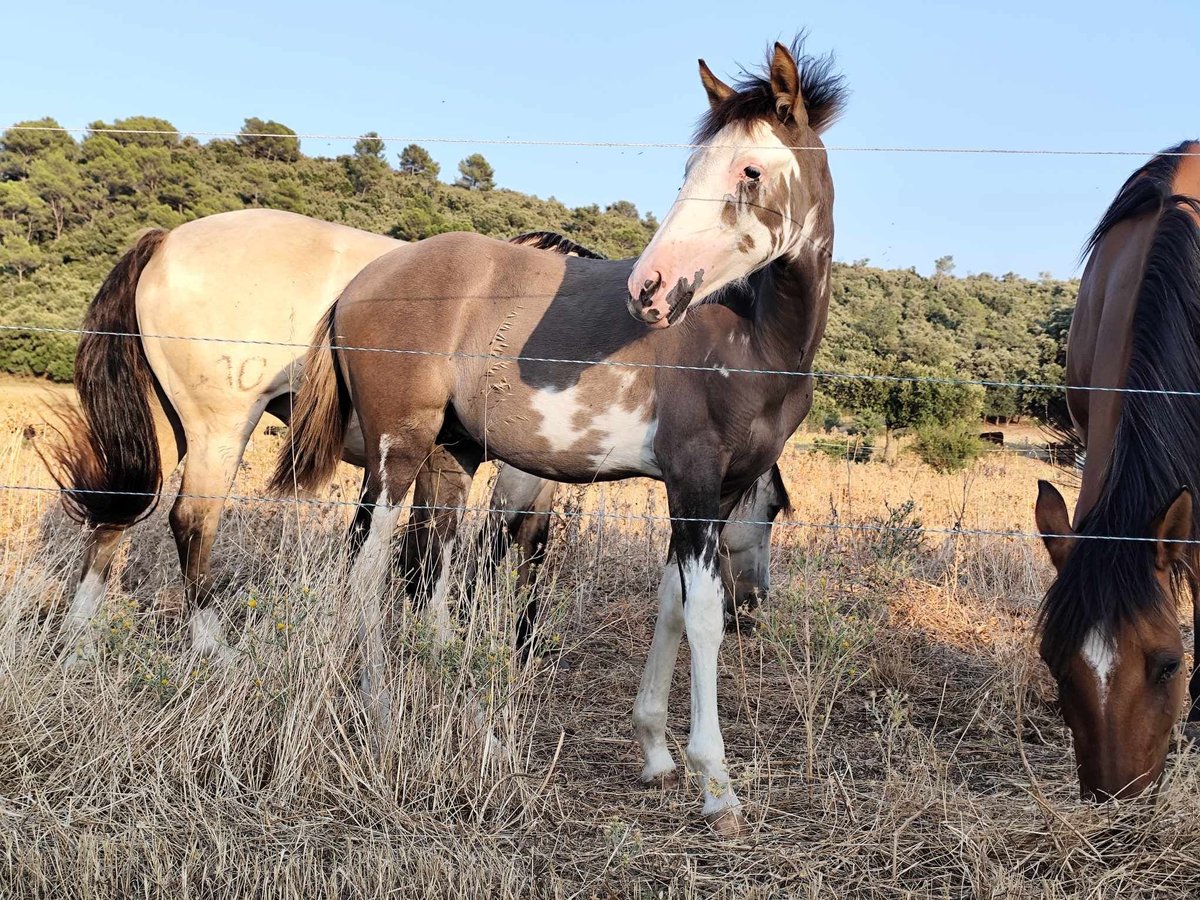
[664,469,745,836]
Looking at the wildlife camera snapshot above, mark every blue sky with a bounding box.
[4,0,1197,278]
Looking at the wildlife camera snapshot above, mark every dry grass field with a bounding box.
[1,378,1199,898]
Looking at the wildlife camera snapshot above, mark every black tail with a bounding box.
[43,229,169,526]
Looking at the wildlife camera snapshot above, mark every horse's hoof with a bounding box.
[705,806,748,838]
[641,769,680,791]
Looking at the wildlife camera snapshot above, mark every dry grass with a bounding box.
[1,380,1199,898]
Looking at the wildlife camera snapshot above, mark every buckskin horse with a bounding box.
[271,37,845,834]
[47,209,788,662]
[1034,140,1200,799]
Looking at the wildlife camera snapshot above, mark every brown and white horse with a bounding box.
[1034,140,1200,799]
[47,209,788,663]
[272,38,844,834]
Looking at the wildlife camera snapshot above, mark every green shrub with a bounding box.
[912,420,981,473]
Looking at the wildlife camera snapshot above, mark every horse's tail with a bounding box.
[268,305,350,496]
[42,228,170,527]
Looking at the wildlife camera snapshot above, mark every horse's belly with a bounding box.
[459,383,661,483]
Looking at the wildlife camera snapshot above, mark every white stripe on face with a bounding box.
[628,120,805,309]
[1081,627,1117,711]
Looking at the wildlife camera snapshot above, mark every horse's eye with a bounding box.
[743,165,762,181]
[1156,658,1182,684]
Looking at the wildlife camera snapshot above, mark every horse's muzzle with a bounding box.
[626,272,672,328]
[625,270,696,328]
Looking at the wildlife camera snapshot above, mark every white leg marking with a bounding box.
[61,571,106,664]
[634,563,685,782]
[682,556,741,817]
[189,608,234,664]
[64,571,105,638]
[352,502,402,728]
[427,537,456,644]
[1082,627,1117,711]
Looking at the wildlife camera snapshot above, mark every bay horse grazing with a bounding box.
[1034,140,1200,799]
[271,37,844,834]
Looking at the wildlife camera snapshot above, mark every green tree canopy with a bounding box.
[455,153,494,191]
[237,118,300,162]
[398,144,439,180]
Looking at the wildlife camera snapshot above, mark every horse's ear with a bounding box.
[1152,485,1193,570]
[698,59,734,109]
[1035,480,1074,572]
[769,42,807,127]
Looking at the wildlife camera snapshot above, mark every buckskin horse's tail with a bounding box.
[43,228,169,527]
[268,305,350,496]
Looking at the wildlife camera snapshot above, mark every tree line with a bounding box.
[0,115,1076,438]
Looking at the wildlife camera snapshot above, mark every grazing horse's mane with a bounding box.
[695,33,848,141]
[735,464,793,517]
[1039,140,1200,675]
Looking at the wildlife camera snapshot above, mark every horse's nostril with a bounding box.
[638,271,663,307]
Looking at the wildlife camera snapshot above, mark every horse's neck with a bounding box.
[750,254,830,370]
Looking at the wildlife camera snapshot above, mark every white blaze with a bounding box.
[1082,627,1117,710]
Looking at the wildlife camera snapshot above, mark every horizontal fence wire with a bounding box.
[6,124,1200,158]
[7,322,1200,398]
[5,481,1197,545]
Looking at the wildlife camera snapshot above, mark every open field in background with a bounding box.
[2,379,1200,898]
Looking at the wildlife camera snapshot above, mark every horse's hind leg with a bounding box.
[169,424,246,661]
[395,442,478,616]
[61,524,125,662]
[349,419,452,722]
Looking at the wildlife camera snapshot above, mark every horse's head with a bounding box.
[1034,480,1191,800]
[719,465,791,630]
[627,37,844,328]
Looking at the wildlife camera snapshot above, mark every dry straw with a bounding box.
[1,419,1199,898]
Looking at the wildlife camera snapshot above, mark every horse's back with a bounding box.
[135,209,401,424]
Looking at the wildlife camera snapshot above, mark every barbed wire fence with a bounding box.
[5,321,1200,544]
[3,123,1197,547]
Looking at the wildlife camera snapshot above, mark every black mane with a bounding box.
[507,231,606,259]
[695,34,848,142]
[1040,142,1200,674]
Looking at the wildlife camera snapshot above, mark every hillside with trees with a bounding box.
[0,116,1077,434]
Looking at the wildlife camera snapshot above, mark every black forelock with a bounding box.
[694,33,848,143]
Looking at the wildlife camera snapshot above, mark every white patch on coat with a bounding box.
[1082,627,1117,710]
[531,371,658,476]
[532,387,588,453]
[680,554,742,817]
